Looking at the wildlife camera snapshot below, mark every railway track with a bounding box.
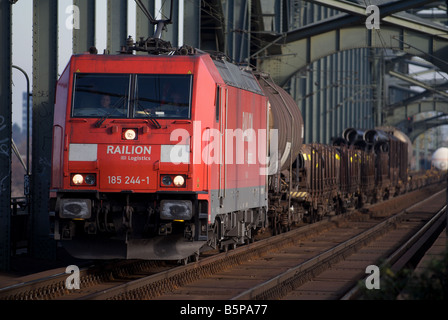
[0,184,445,301]
[151,187,446,301]
[241,192,447,300]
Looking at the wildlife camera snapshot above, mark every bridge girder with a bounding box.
[257,0,448,87]
[385,99,448,127]
[0,0,12,272]
[400,113,448,142]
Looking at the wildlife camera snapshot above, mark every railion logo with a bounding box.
[106,145,151,155]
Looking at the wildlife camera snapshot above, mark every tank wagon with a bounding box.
[432,147,448,171]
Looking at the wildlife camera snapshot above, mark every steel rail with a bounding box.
[341,203,447,300]
[78,214,349,300]
[0,260,150,300]
[232,189,446,300]
[0,266,90,300]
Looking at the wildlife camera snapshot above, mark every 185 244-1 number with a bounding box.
[107,176,149,185]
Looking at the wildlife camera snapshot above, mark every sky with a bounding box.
[11,0,138,130]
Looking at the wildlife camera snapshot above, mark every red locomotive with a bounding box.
[50,42,299,261]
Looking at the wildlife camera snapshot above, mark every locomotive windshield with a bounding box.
[71,73,192,119]
[134,74,192,119]
[72,74,130,118]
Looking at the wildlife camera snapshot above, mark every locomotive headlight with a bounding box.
[85,174,96,185]
[72,174,84,185]
[161,175,186,187]
[123,129,137,140]
[71,173,96,186]
[173,175,185,187]
[162,175,173,186]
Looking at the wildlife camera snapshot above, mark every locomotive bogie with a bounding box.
[209,207,267,251]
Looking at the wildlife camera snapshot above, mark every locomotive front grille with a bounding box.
[59,199,91,219]
[160,200,193,220]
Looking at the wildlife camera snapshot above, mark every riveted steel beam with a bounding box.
[223,0,251,63]
[0,0,12,271]
[31,0,58,260]
[73,0,96,54]
[107,0,127,53]
[162,0,179,46]
[136,0,155,39]
[183,0,200,48]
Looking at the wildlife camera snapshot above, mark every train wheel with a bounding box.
[178,252,200,265]
[271,217,279,235]
[356,194,364,209]
[310,209,319,223]
[245,236,255,244]
[191,252,200,263]
[220,243,229,253]
[220,242,237,252]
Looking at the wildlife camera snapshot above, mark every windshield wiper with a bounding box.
[136,102,162,129]
[95,96,126,128]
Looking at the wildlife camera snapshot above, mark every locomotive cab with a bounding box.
[50,53,216,260]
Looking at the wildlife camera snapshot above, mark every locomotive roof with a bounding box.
[212,59,264,95]
[67,53,264,95]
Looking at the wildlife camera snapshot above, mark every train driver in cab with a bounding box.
[99,93,126,116]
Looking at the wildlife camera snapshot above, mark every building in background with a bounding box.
[22,91,32,134]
